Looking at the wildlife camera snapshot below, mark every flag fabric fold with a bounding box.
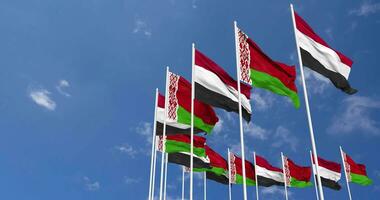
[255,154,284,187]
[342,151,373,186]
[163,72,219,134]
[194,146,229,184]
[283,156,312,188]
[294,11,357,94]
[313,156,342,190]
[156,134,211,169]
[237,27,300,108]
[229,152,256,186]
[194,49,252,122]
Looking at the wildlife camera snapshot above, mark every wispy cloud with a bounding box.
[350,1,380,16]
[251,91,275,111]
[56,79,71,97]
[124,177,141,184]
[302,67,330,94]
[328,96,380,135]
[83,176,100,191]
[191,0,198,9]
[261,186,292,197]
[133,19,152,37]
[272,126,298,152]
[29,88,56,111]
[244,122,269,140]
[136,122,153,143]
[114,143,138,158]
[213,118,224,134]
[325,27,333,40]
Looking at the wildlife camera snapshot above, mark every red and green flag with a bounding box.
[229,152,256,186]
[283,156,312,188]
[166,71,219,134]
[236,27,300,108]
[342,150,373,186]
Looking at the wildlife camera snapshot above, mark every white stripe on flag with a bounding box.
[256,165,284,183]
[296,30,351,79]
[313,164,341,182]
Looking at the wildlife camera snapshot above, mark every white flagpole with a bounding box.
[281,152,289,200]
[152,136,158,200]
[289,4,325,200]
[159,67,170,200]
[310,151,320,200]
[148,89,159,200]
[163,154,168,200]
[233,20,248,200]
[204,171,207,200]
[190,43,195,200]
[340,146,353,200]
[228,148,232,200]
[182,167,185,200]
[253,152,259,200]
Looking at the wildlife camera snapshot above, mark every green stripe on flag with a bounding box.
[235,174,256,186]
[165,140,206,158]
[350,173,373,186]
[290,177,312,188]
[177,106,215,133]
[194,167,226,176]
[250,69,300,108]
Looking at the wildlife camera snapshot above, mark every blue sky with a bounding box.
[0,0,379,199]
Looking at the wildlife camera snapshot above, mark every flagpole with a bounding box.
[190,43,195,200]
[148,88,159,200]
[289,4,325,200]
[182,167,185,200]
[152,136,158,200]
[281,152,288,200]
[310,150,320,200]
[253,152,259,200]
[234,20,248,200]
[204,171,207,200]
[340,146,353,200]
[163,154,168,200]
[228,148,232,200]
[159,67,170,200]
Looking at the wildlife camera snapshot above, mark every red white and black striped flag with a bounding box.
[294,11,357,94]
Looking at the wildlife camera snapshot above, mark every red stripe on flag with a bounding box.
[205,146,228,170]
[256,155,282,173]
[294,11,353,67]
[312,156,341,173]
[345,153,369,176]
[166,134,206,148]
[287,158,311,182]
[233,154,255,179]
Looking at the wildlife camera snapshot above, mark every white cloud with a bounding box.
[325,28,333,40]
[136,122,153,143]
[350,1,380,16]
[83,176,100,191]
[29,88,56,111]
[328,96,380,135]
[56,79,71,97]
[124,177,141,184]
[261,186,292,197]
[244,122,269,140]
[191,0,197,8]
[302,67,330,94]
[271,126,298,152]
[213,118,223,134]
[133,19,152,37]
[115,143,138,158]
[251,91,275,111]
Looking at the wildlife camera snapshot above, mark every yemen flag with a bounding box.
[283,156,312,188]
[313,156,342,190]
[156,93,203,135]
[294,11,357,94]
[255,155,284,187]
[194,49,252,122]
[165,72,219,134]
[229,152,256,186]
[342,151,373,186]
[156,134,211,169]
[194,146,229,185]
[236,27,300,108]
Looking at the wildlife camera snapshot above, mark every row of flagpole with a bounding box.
[146,4,358,200]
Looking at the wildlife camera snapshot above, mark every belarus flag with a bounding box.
[294,11,357,94]
[194,49,252,122]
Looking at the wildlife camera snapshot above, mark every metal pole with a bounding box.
[233,20,248,200]
[163,154,168,200]
[149,89,159,200]
[190,43,195,200]
[281,153,289,200]
[182,167,185,200]
[159,67,170,200]
[253,152,259,200]
[289,4,324,200]
[340,146,353,200]
[204,171,207,200]
[228,148,232,200]
[310,151,320,200]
